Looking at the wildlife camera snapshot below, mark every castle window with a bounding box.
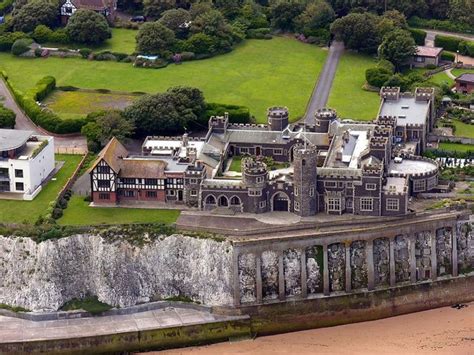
[97,166,109,173]
[205,195,216,204]
[386,198,399,211]
[346,199,353,209]
[190,190,198,197]
[166,190,175,196]
[360,198,373,211]
[273,149,283,155]
[230,196,241,205]
[338,182,344,188]
[124,190,135,197]
[249,189,262,196]
[346,182,353,188]
[145,178,158,185]
[302,159,306,166]
[309,187,315,197]
[98,180,109,188]
[98,193,110,200]
[256,176,264,183]
[259,201,266,208]
[218,196,229,207]
[324,181,337,188]
[122,178,135,185]
[413,179,426,192]
[15,169,23,178]
[146,191,157,198]
[239,148,248,154]
[427,176,437,190]
[327,198,341,212]
[366,183,376,191]
[190,178,197,184]
[294,187,299,196]
[295,202,300,211]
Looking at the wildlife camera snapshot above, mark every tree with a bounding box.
[12,0,58,32]
[378,29,416,70]
[123,86,206,135]
[213,0,244,19]
[66,9,111,44]
[295,1,335,35]
[143,0,176,18]
[183,32,217,54]
[189,1,212,19]
[81,111,135,152]
[270,1,305,32]
[11,38,32,56]
[158,8,191,35]
[0,105,16,128]
[190,9,235,51]
[136,21,176,55]
[32,25,53,43]
[330,12,380,54]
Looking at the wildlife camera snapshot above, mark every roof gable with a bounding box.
[89,137,129,173]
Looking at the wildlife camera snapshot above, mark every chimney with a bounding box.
[182,132,189,147]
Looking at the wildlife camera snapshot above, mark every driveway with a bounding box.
[0,78,87,154]
[303,41,344,123]
[423,29,474,44]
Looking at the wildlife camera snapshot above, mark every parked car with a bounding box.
[130,15,146,22]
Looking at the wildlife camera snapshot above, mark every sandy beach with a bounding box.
[157,303,474,355]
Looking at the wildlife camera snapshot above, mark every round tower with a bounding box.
[242,157,268,188]
[267,106,289,131]
[293,143,318,216]
[314,108,337,133]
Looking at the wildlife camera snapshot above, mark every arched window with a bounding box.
[230,196,241,206]
[302,159,306,166]
[205,195,216,205]
[218,195,229,207]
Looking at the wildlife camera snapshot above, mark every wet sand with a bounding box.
[159,303,474,354]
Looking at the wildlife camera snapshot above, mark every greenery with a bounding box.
[60,296,112,315]
[136,21,176,56]
[409,28,427,45]
[408,15,473,34]
[439,142,474,154]
[0,37,326,122]
[435,35,462,52]
[378,29,416,70]
[328,52,379,120]
[0,154,83,224]
[0,103,15,128]
[204,102,251,124]
[0,303,29,312]
[66,9,111,44]
[11,37,31,56]
[0,0,14,15]
[58,195,181,226]
[81,110,135,152]
[12,0,57,33]
[229,155,243,172]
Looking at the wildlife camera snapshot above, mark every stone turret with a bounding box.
[209,113,229,134]
[314,108,337,133]
[293,143,318,216]
[267,107,289,131]
[380,87,400,101]
[242,157,268,188]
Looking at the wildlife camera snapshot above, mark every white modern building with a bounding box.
[0,129,55,200]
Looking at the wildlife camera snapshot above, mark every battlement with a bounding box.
[415,87,435,101]
[209,114,229,132]
[380,87,400,101]
[145,136,204,143]
[242,157,268,175]
[370,136,388,149]
[362,163,383,176]
[376,115,397,127]
[228,123,269,130]
[315,108,337,119]
[293,143,318,158]
[267,106,289,118]
[373,125,392,138]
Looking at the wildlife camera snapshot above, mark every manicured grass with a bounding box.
[428,71,454,86]
[452,119,474,138]
[44,28,138,54]
[327,52,380,121]
[0,37,327,122]
[229,156,242,172]
[0,154,83,224]
[60,296,112,315]
[58,195,181,226]
[43,90,139,120]
[439,142,474,152]
[452,68,474,78]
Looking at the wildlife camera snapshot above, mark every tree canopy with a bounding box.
[0,105,16,129]
[136,21,176,55]
[66,9,111,44]
[378,29,416,70]
[12,0,58,32]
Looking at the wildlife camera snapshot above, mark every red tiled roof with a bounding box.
[70,0,110,10]
[415,46,443,58]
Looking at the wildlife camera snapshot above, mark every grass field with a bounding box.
[44,90,139,120]
[428,71,454,86]
[229,156,243,172]
[452,68,474,78]
[0,154,83,224]
[58,195,181,225]
[327,52,380,121]
[452,119,474,138]
[44,28,138,54]
[0,37,327,122]
[439,142,474,152]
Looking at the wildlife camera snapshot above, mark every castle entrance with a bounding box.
[273,192,289,211]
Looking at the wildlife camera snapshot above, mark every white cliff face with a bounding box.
[0,234,234,312]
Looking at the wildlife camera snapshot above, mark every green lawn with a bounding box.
[428,71,454,86]
[43,90,139,120]
[0,154,83,224]
[229,156,243,172]
[439,142,474,152]
[58,195,181,226]
[452,68,474,78]
[452,119,474,138]
[327,52,380,121]
[0,37,327,122]
[44,28,138,54]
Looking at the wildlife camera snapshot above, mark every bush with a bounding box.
[0,0,13,15]
[435,35,462,52]
[0,32,28,52]
[79,48,92,58]
[93,51,116,61]
[34,76,56,101]
[408,16,472,35]
[441,51,455,62]
[365,67,392,88]
[0,104,15,128]
[32,24,53,43]
[458,41,474,57]
[426,64,437,70]
[408,28,427,46]
[377,59,395,74]
[247,27,271,39]
[66,9,111,44]
[204,103,252,124]
[179,51,195,61]
[52,208,63,219]
[48,29,70,44]
[11,38,32,56]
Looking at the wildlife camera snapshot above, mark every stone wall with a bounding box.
[0,234,234,312]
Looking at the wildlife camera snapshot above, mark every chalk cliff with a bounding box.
[0,234,234,312]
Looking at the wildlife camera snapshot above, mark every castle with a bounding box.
[89,87,439,217]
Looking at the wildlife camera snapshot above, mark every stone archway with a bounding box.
[272,192,290,212]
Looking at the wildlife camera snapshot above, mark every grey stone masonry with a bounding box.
[374,238,390,286]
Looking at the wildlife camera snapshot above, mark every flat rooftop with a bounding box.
[143,138,205,159]
[379,97,429,126]
[325,128,369,169]
[384,177,407,194]
[0,129,33,151]
[388,159,437,176]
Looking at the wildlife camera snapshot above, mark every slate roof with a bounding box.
[415,46,443,58]
[119,159,168,178]
[89,137,128,173]
[0,129,33,151]
[69,0,111,10]
[456,73,474,84]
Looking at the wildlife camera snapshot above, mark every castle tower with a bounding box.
[208,113,229,134]
[293,143,318,216]
[314,108,337,133]
[267,106,289,131]
[242,157,269,213]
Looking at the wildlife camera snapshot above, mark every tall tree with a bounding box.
[66,9,111,44]
[295,0,335,35]
[378,29,416,70]
[12,0,58,32]
[136,21,176,55]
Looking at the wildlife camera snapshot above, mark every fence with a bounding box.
[428,134,474,145]
[55,146,88,155]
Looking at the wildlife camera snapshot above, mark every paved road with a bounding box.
[0,78,87,153]
[423,29,474,44]
[303,41,344,124]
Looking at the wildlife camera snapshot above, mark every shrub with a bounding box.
[247,27,271,39]
[458,41,474,57]
[0,0,13,15]
[48,29,70,44]
[34,76,56,101]
[111,52,128,61]
[408,16,472,35]
[0,32,28,52]
[441,51,455,62]
[11,38,32,56]
[56,197,68,209]
[409,28,427,46]
[79,48,92,58]
[32,24,53,43]
[179,51,195,61]
[434,35,462,52]
[377,59,395,74]
[66,9,111,44]
[0,104,16,128]
[365,67,392,88]
[204,103,252,124]
[93,51,116,61]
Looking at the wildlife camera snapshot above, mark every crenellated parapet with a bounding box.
[267,106,289,131]
[380,87,400,101]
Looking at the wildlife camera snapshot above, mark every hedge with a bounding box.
[441,51,455,62]
[408,16,473,34]
[0,72,89,133]
[458,41,474,57]
[409,28,427,46]
[204,103,252,124]
[434,35,462,52]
